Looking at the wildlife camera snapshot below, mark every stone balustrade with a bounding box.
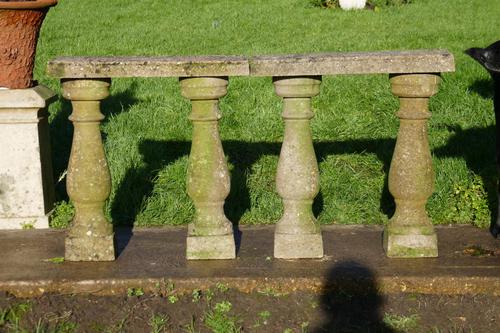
[45,50,455,261]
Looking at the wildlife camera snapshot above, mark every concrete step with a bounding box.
[0,225,498,297]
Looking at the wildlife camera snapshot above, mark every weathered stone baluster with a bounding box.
[180,77,235,260]
[384,74,441,258]
[62,79,114,261]
[273,76,324,259]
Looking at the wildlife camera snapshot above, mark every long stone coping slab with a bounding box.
[250,50,455,76]
[47,50,455,78]
[1,225,497,297]
[47,56,250,78]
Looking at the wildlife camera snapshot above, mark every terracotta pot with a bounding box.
[0,0,58,89]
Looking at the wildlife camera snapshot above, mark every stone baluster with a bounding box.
[273,76,324,259]
[180,77,235,260]
[62,79,115,261]
[384,74,441,258]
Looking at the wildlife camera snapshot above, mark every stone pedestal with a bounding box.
[273,76,324,259]
[62,79,115,261]
[0,85,55,229]
[180,77,236,260]
[384,74,440,258]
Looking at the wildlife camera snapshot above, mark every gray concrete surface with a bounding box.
[0,225,498,297]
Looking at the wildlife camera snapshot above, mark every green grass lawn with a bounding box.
[35,0,500,228]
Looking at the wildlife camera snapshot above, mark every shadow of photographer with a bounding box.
[312,260,394,333]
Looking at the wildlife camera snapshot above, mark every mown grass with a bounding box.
[35,0,500,227]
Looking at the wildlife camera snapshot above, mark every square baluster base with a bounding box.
[186,234,236,260]
[383,228,438,258]
[65,234,115,261]
[274,232,324,259]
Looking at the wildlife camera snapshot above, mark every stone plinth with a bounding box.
[0,85,55,229]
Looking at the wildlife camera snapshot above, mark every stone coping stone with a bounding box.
[47,50,455,78]
[47,56,250,78]
[0,225,498,297]
[250,50,455,76]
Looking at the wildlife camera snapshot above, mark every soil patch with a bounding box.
[1,289,498,332]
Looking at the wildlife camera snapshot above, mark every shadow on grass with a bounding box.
[49,97,73,203]
[435,77,498,234]
[313,260,394,333]
[110,140,190,226]
[469,78,494,99]
[111,138,397,229]
[112,125,500,249]
[434,125,498,223]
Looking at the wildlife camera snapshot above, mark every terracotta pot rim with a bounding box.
[0,0,57,10]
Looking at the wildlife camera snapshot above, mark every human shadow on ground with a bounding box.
[312,260,394,333]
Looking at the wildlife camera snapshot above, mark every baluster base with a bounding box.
[186,234,236,260]
[274,233,323,259]
[65,234,115,261]
[383,225,438,258]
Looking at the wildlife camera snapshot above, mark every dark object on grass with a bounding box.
[465,40,500,238]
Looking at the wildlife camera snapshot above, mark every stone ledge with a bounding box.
[2,276,500,298]
[47,56,250,78]
[0,225,497,297]
[47,50,455,78]
[250,50,455,76]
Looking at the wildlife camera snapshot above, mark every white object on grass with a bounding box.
[339,0,366,10]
